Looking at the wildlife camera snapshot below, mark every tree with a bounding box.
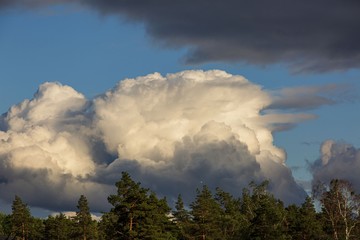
[285,197,324,240]
[28,217,45,240]
[107,172,149,239]
[0,214,12,239]
[44,213,74,240]
[215,188,245,240]
[98,211,118,240]
[0,212,11,237]
[76,195,93,240]
[242,181,288,240]
[313,179,360,240]
[190,185,222,240]
[107,171,175,240]
[0,213,7,236]
[139,193,176,240]
[173,194,191,240]
[10,195,32,240]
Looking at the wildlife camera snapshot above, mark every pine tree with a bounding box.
[108,172,149,239]
[243,181,288,240]
[10,195,32,240]
[76,195,93,240]
[28,217,45,240]
[107,171,175,240]
[139,193,176,240]
[0,214,12,239]
[215,188,244,240]
[190,185,222,240]
[173,194,191,240]
[98,211,118,240]
[44,213,74,240]
[298,196,324,239]
[0,212,7,236]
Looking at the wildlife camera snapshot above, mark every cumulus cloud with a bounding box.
[1,70,339,212]
[0,82,112,211]
[2,0,360,72]
[311,140,360,192]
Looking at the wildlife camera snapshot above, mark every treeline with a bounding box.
[1,172,360,240]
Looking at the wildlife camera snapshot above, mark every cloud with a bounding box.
[267,85,342,111]
[0,82,112,212]
[311,140,360,192]
[1,70,338,212]
[2,0,360,72]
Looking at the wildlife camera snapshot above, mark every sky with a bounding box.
[0,1,360,216]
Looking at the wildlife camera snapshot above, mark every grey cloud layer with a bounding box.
[2,0,360,72]
[0,70,338,212]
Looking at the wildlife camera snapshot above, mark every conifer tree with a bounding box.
[0,213,7,236]
[190,185,222,240]
[76,195,93,240]
[173,194,191,239]
[286,200,324,240]
[243,181,288,240]
[10,195,32,240]
[298,196,324,239]
[107,171,175,240]
[44,213,74,240]
[215,188,244,240]
[108,172,149,239]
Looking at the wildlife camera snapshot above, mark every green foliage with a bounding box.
[11,195,32,240]
[44,213,74,240]
[314,179,360,240]
[0,212,11,237]
[106,171,176,240]
[190,185,222,240]
[173,194,191,240]
[285,197,325,240]
[2,174,360,240]
[0,214,12,239]
[243,181,288,240]
[98,211,118,239]
[76,195,93,240]
[28,217,45,240]
[215,188,245,240]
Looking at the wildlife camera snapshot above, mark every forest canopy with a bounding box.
[1,172,360,240]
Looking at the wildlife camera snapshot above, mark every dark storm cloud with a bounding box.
[2,0,360,72]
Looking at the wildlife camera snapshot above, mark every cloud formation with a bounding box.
[2,0,360,72]
[311,140,360,192]
[0,70,338,212]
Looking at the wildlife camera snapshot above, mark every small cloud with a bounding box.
[51,211,101,221]
[310,140,360,193]
[267,84,351,111]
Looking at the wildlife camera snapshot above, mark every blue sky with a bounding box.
[1,2,360,214]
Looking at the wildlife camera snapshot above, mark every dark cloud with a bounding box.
[3,0,359,72]
[267,84,348,111]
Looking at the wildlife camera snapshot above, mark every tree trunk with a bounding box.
[22,222,25,240]
[83,225,87,240]
[129,215,133,232]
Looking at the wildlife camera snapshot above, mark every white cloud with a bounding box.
[0,70,316,211]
